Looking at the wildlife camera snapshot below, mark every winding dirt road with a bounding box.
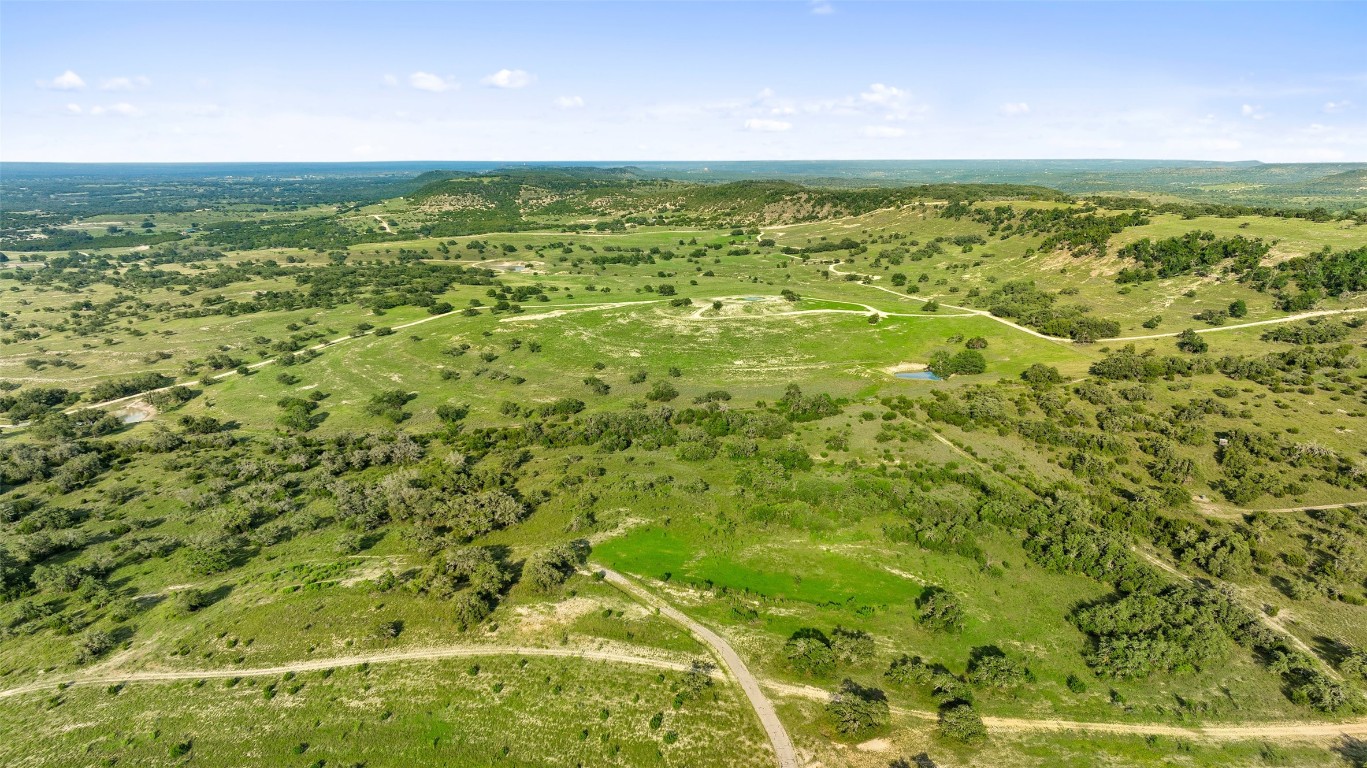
[1105,307,1367,341]
[825,263,1071,342]
[5,597,1365,746]
[1195,497,1367,519]
[822,261,1367,345]
[0,299,661,430]
[762,677,1367,740]
[0,645,706,702]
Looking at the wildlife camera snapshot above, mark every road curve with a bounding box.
[596,566,801,768]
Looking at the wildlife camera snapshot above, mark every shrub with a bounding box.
[365,389,416,423]
[937,702,986,742]
[917,586,965,633]
[784,628,836,676]
[174,588,210,614]
[826,679,889,735]
[966,646,1033,689]
[1020,363,1062,388]
[1175,328,1208,354]
[645,381,678,403]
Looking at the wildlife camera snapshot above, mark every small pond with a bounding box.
[893,371,942,381]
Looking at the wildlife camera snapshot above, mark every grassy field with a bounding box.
[3,174,1367,767]
[1,655,770,768]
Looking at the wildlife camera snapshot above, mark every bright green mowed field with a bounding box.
[594,515,1307,724]
[0,655,771,768]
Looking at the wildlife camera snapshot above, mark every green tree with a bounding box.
[917,586,965,633]
[1175,328,1208,354]
[826,679,889,735]
[937,702,986,742]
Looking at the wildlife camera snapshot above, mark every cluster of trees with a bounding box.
[0,386,80,421]
[1091,196,1363,224]
[907,360,1367,705]
[953,203,1147,256]
[927,349,986,378]
[1089,345,1215,381]
[1115,231,1269,283]
[86,373,174,404]
[775,384,840,423]
[523,542,588,592]
[980,280,1120,341]
[783,626,876,676]
[883,654,987,742]
[1072,585,1235,678]
[1245,245,1367,310]
[415,546,515,629]
[365,390,416,423]
[4,249,500,340]
[0,227,183,253]
[1261,319,1352,345]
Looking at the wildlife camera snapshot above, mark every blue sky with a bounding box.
[2,1,1364,162]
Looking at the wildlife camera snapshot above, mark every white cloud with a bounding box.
[744,118,792,132]
[409,72,456,93]
[89,103,141,117]
[861,125,905,138]
[999,102,1031,116]
[65,103,82,115]
[382,74,399,87]
[482,69,535,89]
[554,95,585,109]
[853,83,928,122]
[100,76,150,91]
[860,83,906,106]
[1323,100,1350,113]
[38,70,86,90]
[1240,103,1266,120]
[810,0,835,14]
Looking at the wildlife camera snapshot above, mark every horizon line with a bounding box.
[4,157,1365,167]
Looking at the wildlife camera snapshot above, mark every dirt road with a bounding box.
[1105,307,1367,342]
[596,567,801,768]
[1131,547,1344,682]
[0,298,660,430]
[763,676,1367,741]
[0,645,706,701]
[6,608,1364,745]
[822,262,1367,345]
